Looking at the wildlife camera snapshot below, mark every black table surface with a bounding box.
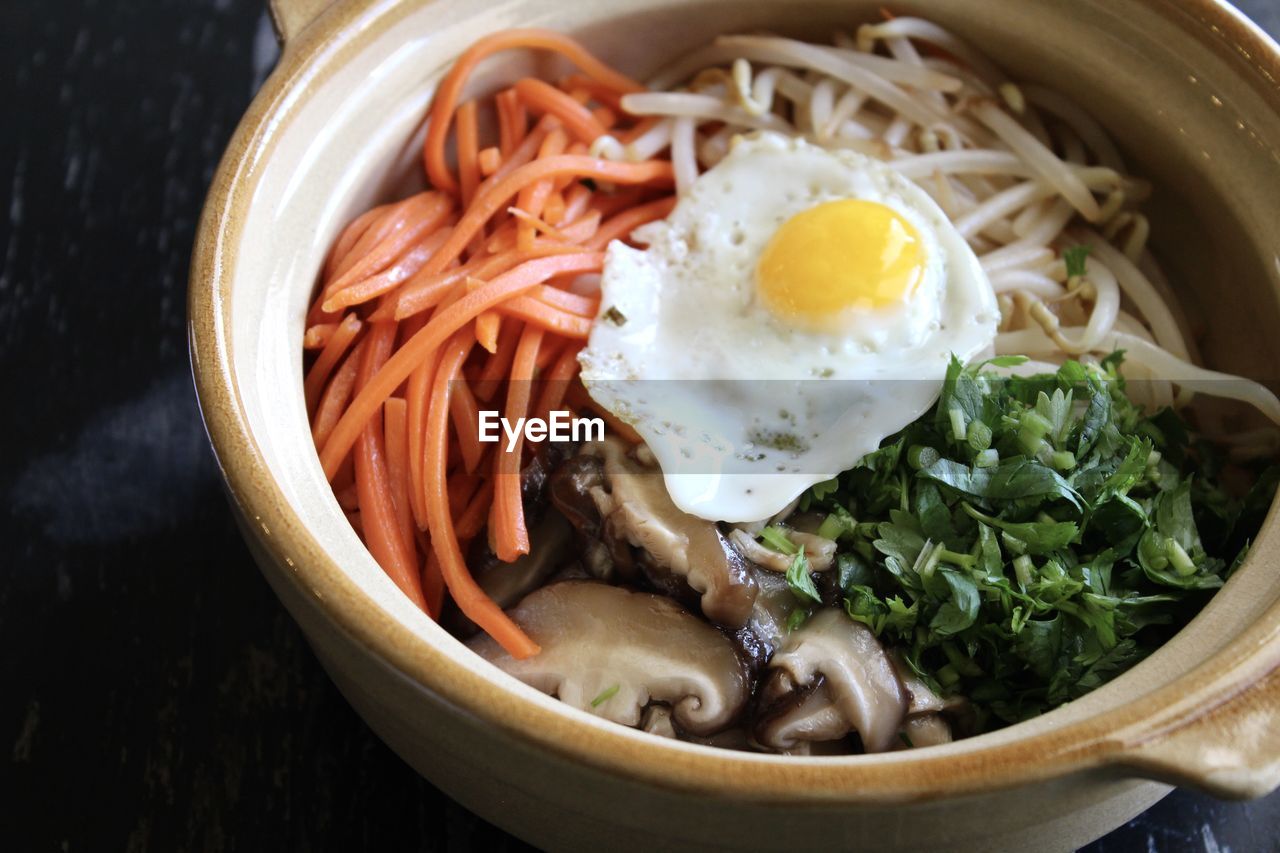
[4,1,1280,850]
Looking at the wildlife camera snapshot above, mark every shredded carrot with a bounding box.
[474,320,522,401]
[456,100,481,208]
[514,78,609,145]
[424,28,643,195]
[304,322,338,349]
[495,296,594,338]
[353,323,427,609]
[477,146,502,176]
[304,33,673,655]
[312,338,364,450]
[304,313,363,414]
[490,324,543,562]
[322,224,455,312]
[587,195,677,249]
[455,478,496,541]
[383,397,417,557]
[534,343,584,423]
[424,326,540,657]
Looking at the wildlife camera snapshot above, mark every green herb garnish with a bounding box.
[760,526,799,555]
[590,684,620,707]
[797,353,1276,726]
[602,306,627,326]
[785,552,822,605]
[1063,245,1091,278]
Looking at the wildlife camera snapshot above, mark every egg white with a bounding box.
[579,132,999,522]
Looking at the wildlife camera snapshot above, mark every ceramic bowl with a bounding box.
[189,1,1280,849]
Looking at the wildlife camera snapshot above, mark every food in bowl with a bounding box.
[300,16,1280,755]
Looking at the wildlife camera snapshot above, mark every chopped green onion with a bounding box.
[1063,245,1091,278]
[908,445,940,470]
[1167,539,1197,576]
[1013,554,1036,587]
[760,526,799,555]
[975,448,1000,468]
[1018,411,1053,455]
[590,684,620,707]
[817,506,857,542]
[967,420,992,452]
[949,407,968,442]
[1051,450,1077,471]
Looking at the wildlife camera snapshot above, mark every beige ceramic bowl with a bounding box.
[190,0,1280,849]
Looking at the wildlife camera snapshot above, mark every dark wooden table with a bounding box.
[3,1,1279,850]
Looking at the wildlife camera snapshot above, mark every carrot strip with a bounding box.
[456,100,481,208]
[354,323,427,610]
[475,310,501,354]
[560,73,626,111]
[323,203,391,281]
[335,482,360,512]
[514,78,608,145]
[322,192,455,303]
[474,319,523,401]
[304,322,338,349]
[424,29,644,195]
[422,156,673,276]
[406,349,440,530]
[496,89,526,158]
[478,146,502,176]
[561,182,593,221]
[455,478,496,541]
[516,129,570,250]
[423,326,540,658]
[447,364,486,475]
[495,296,594,338]
[383,397,417,556]
[392,242,580,322]
[322,224,455,312]
[312,338,365,449]
[534,285,599,315]
[305,313,363,413]
[448,470,482,518]
[587,195,677,249]
[534,342,584,422]
[490,324,543,561]
[422,552,445,620]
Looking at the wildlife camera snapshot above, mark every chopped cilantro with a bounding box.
[794,353,1277,727]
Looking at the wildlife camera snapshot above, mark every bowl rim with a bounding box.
[190,0,1280,802]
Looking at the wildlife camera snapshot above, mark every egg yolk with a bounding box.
[755,199,924,330]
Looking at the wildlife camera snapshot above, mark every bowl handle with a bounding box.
[268,0,335,43]
[1110,660,1280,799]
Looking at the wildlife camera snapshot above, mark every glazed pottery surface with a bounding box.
[190,1,1280,849]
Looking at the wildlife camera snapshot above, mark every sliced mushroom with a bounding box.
[475,513,572,608]
[755,609,907,753]
[469,581,750,736]
[576,437,757,627]
[641,704,678,739]
[727,527,836,573]
[892,714,953,750]
[548,453,622,581]
[731,564,796,670]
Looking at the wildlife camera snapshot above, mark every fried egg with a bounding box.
[579,132,999,522]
